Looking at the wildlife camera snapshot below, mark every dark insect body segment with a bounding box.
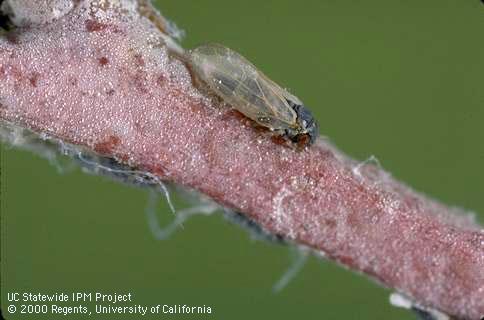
[285,100,319,145]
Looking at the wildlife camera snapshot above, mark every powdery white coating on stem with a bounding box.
[1,0,74,26]
[0,1,483,319]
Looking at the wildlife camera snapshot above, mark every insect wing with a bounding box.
[190,44,297,129]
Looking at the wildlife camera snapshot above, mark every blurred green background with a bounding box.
[2,1,483,319]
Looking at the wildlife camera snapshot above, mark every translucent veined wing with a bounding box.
[189,43,299,131]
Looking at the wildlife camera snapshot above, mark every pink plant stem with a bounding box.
[0,1,482,319]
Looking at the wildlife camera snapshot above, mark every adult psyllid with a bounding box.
[95,292,132,304]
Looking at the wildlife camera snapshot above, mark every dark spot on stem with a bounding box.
[85,19,108,32]
[99,56,109,66]
[94,135,121,155]
[324,218,336,228]
[68,76,78,86]
[189,103,203,112]
[119,154,129,162]
[156,74,165,86]
[133,53,145,67]
[29,72,40,87]
[338,255,355,266]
